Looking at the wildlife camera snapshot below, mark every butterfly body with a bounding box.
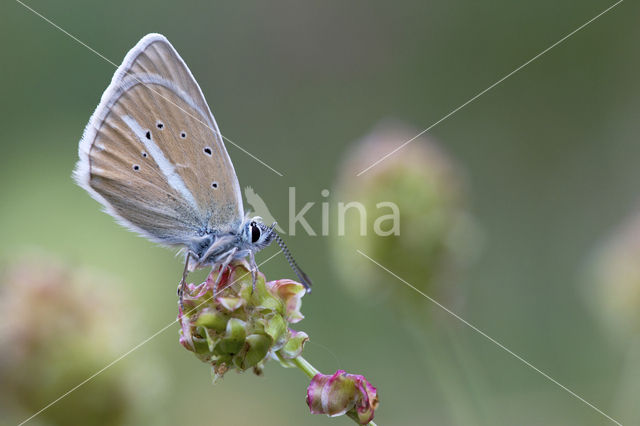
[187,218,275,270]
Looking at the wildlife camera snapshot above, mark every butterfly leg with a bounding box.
[211,248,238,293]
[178,251,195,312]
[248,251,257,293]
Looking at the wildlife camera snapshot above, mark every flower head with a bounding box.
[331,120,480,309]
[179,261,309,380]
[0,255,144,425]
[306,370,379,425]
[585,211,640,339]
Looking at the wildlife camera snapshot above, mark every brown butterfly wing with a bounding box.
[75,34,244,248]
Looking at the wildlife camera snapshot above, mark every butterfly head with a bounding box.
[242,217,312,292]
[243,216,276,251]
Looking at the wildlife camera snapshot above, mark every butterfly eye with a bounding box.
[251,222,261,243]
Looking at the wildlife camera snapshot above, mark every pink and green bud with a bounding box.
[306,370,379,425]
[179,261,309,380]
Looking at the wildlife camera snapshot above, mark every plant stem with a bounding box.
[291,355,320,378]
[291,356,378,426]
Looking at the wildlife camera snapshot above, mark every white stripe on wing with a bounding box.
[122,114,198,209]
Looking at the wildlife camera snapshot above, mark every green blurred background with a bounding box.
[1,0,639,425]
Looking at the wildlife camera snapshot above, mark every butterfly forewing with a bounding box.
[75,34,244,247]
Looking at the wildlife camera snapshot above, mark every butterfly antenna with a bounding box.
[273,231,312,292]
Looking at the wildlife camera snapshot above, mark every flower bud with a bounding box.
[179,261,309,380]
[306,370,379,425]
[331,120,479,307]
[0,255,146,425]
[585,211,640,339]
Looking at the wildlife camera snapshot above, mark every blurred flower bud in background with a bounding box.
[584,211,640,340]
[0,253,160,426]
[331,120,480,310]
[584,211,640,424]
[179,261,309,381]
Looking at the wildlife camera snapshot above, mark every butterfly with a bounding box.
[74,33,311,293]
